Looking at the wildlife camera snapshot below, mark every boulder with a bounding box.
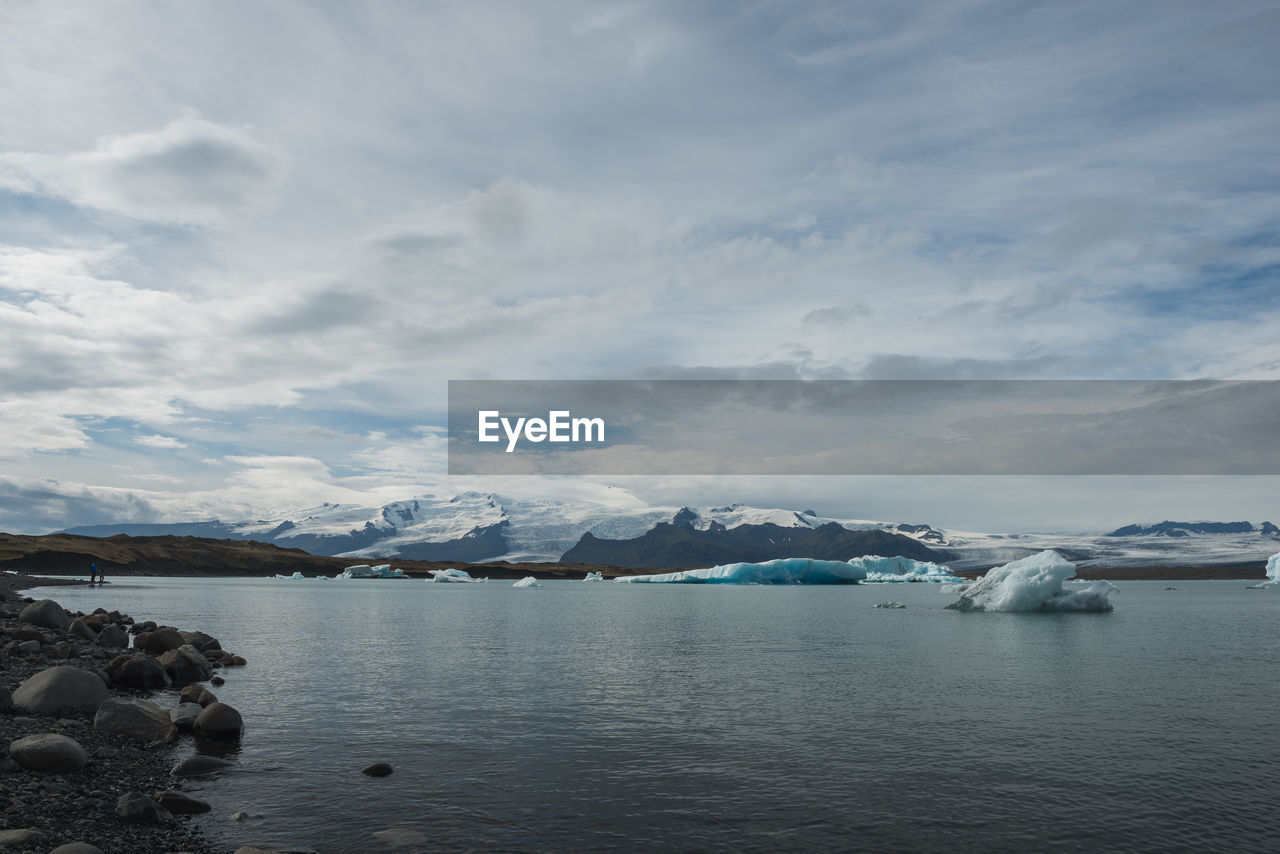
[7,733,89,772]
[18,599,69,631]
[0,829,48,847]
[95,625,129,649]
[169,702,203,731]
[362,762,393,777]
[111,654,172,689]
[94,697,177,743]
[179,684,217,706]
[134,627,184,654]
[11,666,109,717]
[159,644,214,683]
[193,701,243,738]
[116,791,172,824]
[181,630,222,652]
[15,640,40,655]
[171,754,233,777]
[67,618,98,642]
[50,844,106,854]
[153,790,211,814]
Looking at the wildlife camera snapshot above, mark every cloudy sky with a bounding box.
[1,1,1278,534]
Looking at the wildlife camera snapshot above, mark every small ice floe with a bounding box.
[582,571,604,582]
[513,576,541,588]
[429,568,487,583]
[945,550,1116,612]
[873,601,906,609]
[274,571,305,580]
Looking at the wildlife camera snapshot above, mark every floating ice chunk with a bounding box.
[1267,551,1280,584]
[274,571,305,580]
[874,601,906,609]
[850,555,961,583]
[429,568,487,583]
[338,564,374,579]
[945,550,1116,612]
[370,565,407,578]
[513,576,541,588]
[582,571,604,582]
[616,557,868,585]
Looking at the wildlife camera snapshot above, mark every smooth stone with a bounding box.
[153,790,212,814]
[170,702,204,731]
[171,754,233,777]
[50,844,105,854]
[18,599,69,631]
[180,630,221,652]
[193,701,243,738]
[15,640,41,655]
[133,627,184,654]
[111,653,172,689]
[116,791,172,823]
[158,644,214,683]
[94,697,178,743]
[67,618,98,641]
[11,665,109,717]
[0,828,48,846]
[179,685,217,706]
[362,762,393,777]
[7,733,89,772]
[95,625,128,648]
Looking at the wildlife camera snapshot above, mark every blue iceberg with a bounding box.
[851,555,961,583]
[429,568,488,583]
[945,550,1116,612]
[616,557,869,585]
[1267,551,1280,584]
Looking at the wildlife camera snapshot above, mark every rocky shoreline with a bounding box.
[0,572,292,854]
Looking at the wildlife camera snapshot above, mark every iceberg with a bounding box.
[874,601,906,609]
[616,557,868,585]
[370,564,407,578]
[274,571,305,580]
[513,576,541,588]
[582,571,604,582]
[429,568,487,583]
[945,550,1116,612]
[850,555,961,583]
[338,564,375,579]
[1267,551,1280,583]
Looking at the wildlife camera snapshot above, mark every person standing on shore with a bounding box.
[89,561,97,583]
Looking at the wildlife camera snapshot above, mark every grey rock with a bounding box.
[111,653,172,689]
[115,790,173,823]
[171,754,233,777]
[95,624,128,648]
[7,733,89,772]
[178,684,217,706]
[11,665,109,716]
[193,701,243,738]
[134,627,183,654]
[18,599,69,631]
[16,640,40,655]
[153,790,211,813]
[362,761,393,777]
[180,630,222,652]
[0,828,48,847]
[94,697,178,743]
[169,702,203,731]
[50,844,106,854]
[159,644,214,683]
[67,618,98,641]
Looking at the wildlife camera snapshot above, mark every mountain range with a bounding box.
[59,493,1279,571]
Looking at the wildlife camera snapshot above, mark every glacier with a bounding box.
[851,555,961,583]
[615,557,870,585]
[945,550,1116,612]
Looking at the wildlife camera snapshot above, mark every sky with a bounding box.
[1,0,1278,535]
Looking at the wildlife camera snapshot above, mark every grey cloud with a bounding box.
[0,478,166,534]
[803,303,872,326]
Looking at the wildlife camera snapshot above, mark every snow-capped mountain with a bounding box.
[60,497,1279,571]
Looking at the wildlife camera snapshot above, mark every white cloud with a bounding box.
[135,435,187,449]
[0,115,286,226]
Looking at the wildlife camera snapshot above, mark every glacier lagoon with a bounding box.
[31,576,1280,853]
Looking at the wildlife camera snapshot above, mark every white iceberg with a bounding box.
[513,576,541,588]
[874,601,906,609]
[338,564,374,579]
[274,571,305,580]
[616,557,868,585]
[582,571,604,582]
[429,568,487,583]
[1267,551,1280,583]
[945,550,1116,612]
[850,555,961,583]
[370,564,407,579]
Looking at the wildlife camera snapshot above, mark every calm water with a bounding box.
[30,578,1280,853]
